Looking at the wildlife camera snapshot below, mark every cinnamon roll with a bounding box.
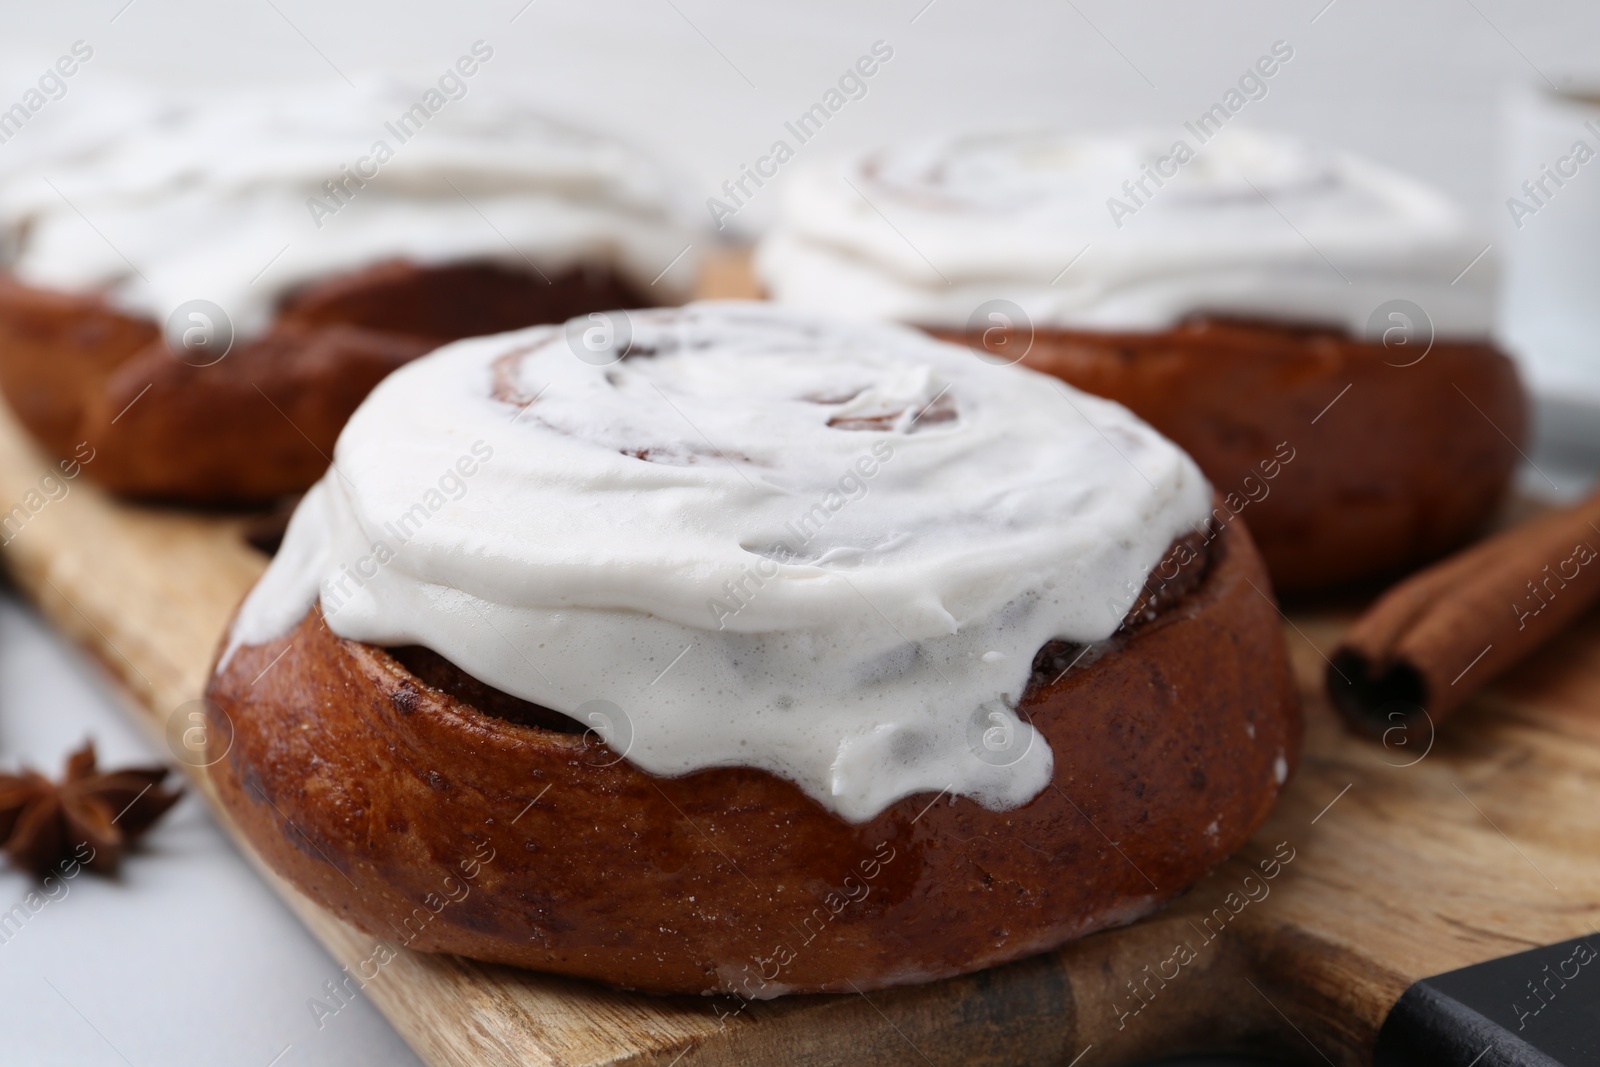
[756,129,1526,593]
[205,302,1300,995]
[0,77,699,502]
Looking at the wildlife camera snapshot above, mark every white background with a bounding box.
[0,2,1598,1064]
[3,0,1600,231]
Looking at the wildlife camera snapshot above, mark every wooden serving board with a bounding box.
[1,359,1598,1062]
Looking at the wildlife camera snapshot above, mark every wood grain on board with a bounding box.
[0,257,1593,1065]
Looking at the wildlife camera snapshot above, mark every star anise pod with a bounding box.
[0,740,183,878]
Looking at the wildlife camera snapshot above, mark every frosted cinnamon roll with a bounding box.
[0,72,701,502]
[206,301,1300,995]
[757,128,1526,593]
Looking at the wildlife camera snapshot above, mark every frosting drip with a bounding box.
[756,127,1494,337]
[227,302,1212,821]
[0,77,698,335]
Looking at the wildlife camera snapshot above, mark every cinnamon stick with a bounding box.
[1328,487,1600,742]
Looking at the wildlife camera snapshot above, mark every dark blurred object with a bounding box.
[1375,935,1600,1066]
[241,493,303,556]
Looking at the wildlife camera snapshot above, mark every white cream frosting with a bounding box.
[0,77,699,336]
[226,302,1212,822]
[756,127,1494,338]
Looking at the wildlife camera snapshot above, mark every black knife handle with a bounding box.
[1373,935,1600,1066]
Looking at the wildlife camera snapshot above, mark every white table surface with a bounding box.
[0,3,1598,1063]
[0,590,425,1067]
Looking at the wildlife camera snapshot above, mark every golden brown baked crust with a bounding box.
[930,318,1527,595]
[0,261,651,503]
[204,517,1300,996]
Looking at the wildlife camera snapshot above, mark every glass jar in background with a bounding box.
[1500,81,1600,483]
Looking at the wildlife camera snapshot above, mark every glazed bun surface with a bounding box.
[225,302,1217,822]
[977,318,1525,594]
[756,129,1524,592]
[208,518,1297,996]
[0,80,698,502]
[756,128,1493,338]
[207,302,1298,995]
